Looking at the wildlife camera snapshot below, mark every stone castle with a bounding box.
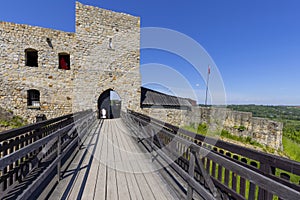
[0,2,141,122]
[0,2,283,149]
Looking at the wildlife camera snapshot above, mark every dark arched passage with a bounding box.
[97,89,121,119]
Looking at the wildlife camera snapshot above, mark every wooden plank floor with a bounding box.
[49,119,179,200]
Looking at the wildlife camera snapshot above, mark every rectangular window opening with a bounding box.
[25,50,38,67]
[59,54,70,70]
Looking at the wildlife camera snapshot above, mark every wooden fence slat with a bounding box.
[14,137,20,182]
[218,150,224,183]
[187,150,196,200]
[279,173,291,200]
[248,161,258,200]
[2,141,8,191]
[258,163,274,200]
[232,155,239,192]
[224,152,231,187]
[240,158,247,197]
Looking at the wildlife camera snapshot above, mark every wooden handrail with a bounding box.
[0,110,90,141]
[0,109,95,199]
[125,110,300,200]
[127,110,300,176]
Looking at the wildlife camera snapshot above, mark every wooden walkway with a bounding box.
[48,119,179,200]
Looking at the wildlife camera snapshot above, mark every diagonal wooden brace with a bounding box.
[193,148,221,199]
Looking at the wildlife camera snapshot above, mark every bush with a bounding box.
[238,125,246,131]
[197,123,208,135]
[221,129,230,137]
[0,116,26,129]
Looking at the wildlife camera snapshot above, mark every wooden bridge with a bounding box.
[49,118,177,200]
[0,110,300,200]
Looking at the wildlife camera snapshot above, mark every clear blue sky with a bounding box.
[1,0,300,105]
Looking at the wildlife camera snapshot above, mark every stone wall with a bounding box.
[0,2,141,123]
[0,22,75,122]
[0,1,282,149]
[142,106,283,150]
[73,2,141,113]
[141,107,189,126]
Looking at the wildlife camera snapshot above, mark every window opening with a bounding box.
[59,53,70,70]
[25,48,38,67]
[27,89,40,108]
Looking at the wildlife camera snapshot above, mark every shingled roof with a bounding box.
[141,87,193,109]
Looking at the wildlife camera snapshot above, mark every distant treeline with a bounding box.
[227,105,300,121]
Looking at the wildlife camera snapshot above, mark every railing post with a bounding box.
[248,161,258,200]
[259,162,274,200]
[279,173,290,200]
[187,147,196,200]
[57,133,61,182]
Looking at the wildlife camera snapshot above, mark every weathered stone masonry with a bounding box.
[0,2,282,150]
[0,2,141,122]
[142,107,283,150]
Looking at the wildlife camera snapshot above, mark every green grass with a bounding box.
[182,124,198,133]
[182,123,294,157]
[282,120,300,144]
[220,129,265,148]
[182,123,265,149]
[282,136,300,162]
[0,116,26,129]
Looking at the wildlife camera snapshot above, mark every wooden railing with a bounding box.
[124,110,300,200]
[0,110,96,199]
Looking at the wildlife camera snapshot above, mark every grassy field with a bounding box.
[282,136,300,162]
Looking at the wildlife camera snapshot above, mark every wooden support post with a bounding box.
[248,161,258,200]
[279,173,291,200]
[194,150,219,198]
[259,163,273,200]
[187,147,196,200]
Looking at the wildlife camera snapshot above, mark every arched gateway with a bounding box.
[97,89,121,119]
[0,2,141,122]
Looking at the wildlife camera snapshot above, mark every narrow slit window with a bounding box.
[109,38,113,49]
[58,53,70,70]
[27,89,40,108]
[25,48,38,67]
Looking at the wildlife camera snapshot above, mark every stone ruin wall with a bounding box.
[142,106,283,150]
[0,2,141,123]
[141,107,189,126]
